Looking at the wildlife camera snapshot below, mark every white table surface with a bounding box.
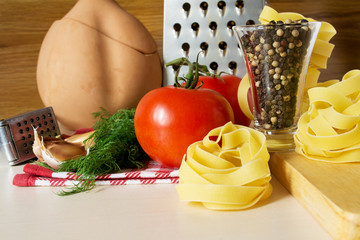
[0,161,333,240]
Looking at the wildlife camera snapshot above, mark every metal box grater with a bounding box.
[163,0,266,86]
[0,107,60,165]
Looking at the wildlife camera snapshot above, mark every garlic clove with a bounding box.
[32,127,87,169]
[32,126,46,162]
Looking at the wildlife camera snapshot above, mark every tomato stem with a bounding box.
[165,51,224,89]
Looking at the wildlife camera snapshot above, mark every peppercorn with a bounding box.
[283,95,291,101]
[276,29,284,36]
[292,29,299,37]
[272,41,280,48]
[272,61,279,67]
[270,117,278,124]
[263,43,271,50]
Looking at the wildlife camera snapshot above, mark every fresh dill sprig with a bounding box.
[57,108,148,195]
[34,161,56,171]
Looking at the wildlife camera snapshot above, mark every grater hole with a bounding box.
[218,41,227,51]
[172,65,180,72]
[182,43,190,51]
[217,0,226,16]
[173,23,181,32]
[228,61,237,70]
[246,19,256,25]
[21,136,25,140]
[42,114,46,119]
[219,41,227,56]
[24,120,28,125]
[23,143,27,147]
[182,42,190,56]
[209,21,217,33]
[227,20,236,29]
[235,0,245,9]
[209,62,218,72]
[217,1,226,10]
[183,2,191,11]
[50,119,54,124]
[183,2,191,14]
[46,128,50,132]
[28,134,32,138]
[25,127,30,132]
[209,21,217,30]
[44,121,48,126]
[52,126,56,130]
[25,150,29,154]
[19,129,24,134]
[38,123,42,127]
[200,1,208,11]
[48,113,52,117]
[191,22,199,32]
[30,118,34,123]
[227,21,236,36]
[200,42,209,51]
[40,130,44,135]
[17,122,21,127]
[36,116,40,121]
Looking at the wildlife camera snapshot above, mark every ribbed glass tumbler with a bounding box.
[234,21,321,151]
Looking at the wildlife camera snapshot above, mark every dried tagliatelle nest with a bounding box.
[32,127,94,169]
[295,70,360,163]
[176,121,272,210]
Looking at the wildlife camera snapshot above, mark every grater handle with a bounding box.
[0,120,19,164]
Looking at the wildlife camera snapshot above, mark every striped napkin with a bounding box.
[13,161,179,187]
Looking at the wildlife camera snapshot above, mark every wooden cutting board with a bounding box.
[270,152,360,240]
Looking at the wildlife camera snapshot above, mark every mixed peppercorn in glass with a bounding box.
[238,19,312,131]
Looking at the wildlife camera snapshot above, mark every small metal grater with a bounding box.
[163,0,266,86]
[0,107,60,165]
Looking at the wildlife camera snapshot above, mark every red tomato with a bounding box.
[134,86,234,168]
[198,75,251,126]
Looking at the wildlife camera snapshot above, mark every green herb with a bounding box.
[57,108,147,195]
[34,161,56,171]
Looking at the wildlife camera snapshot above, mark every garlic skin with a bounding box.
[32,127,87,169]
[32,127,46,162]
[64,130,95,149]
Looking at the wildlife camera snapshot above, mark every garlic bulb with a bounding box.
[33,127,87,169]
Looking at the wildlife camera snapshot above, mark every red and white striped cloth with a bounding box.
[13,161,179,187]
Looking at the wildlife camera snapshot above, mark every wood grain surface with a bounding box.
[270,152,360,240]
